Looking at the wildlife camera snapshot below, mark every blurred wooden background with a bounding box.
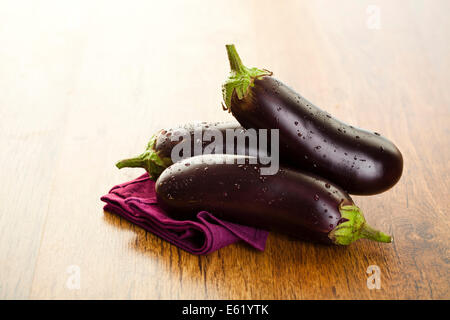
[0,0,448,299]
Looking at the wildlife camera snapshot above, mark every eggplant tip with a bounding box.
[329,204,392,245]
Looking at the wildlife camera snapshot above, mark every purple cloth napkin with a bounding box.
[101,173,269,255]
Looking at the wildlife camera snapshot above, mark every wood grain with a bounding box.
[0,0,448,299]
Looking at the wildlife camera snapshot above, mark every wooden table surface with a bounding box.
[0,0,449,300]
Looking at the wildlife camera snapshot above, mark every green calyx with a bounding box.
[328,204,392,245]
[115,134,172,180]
[222,44,272,111]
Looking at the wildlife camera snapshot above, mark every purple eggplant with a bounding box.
[116,121,266,179]
[222,44,403,195]
[155,154,391,245]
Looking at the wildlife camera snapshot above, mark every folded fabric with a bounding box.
[101,173,269,255]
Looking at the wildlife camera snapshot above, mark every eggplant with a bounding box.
[222,44,403,195]
[116,121,269,179]
[155,154,391,245]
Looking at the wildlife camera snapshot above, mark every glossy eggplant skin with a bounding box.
[116,121,269,179]
[156,154,353,245]
[229,76,403,195]
[154,121,243,160]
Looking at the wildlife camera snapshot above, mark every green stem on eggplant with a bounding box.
[115,135,171,179]
[115,153,147,169]
[328,204,392,245]
[226,44,246,73]
[222,44,272,111]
